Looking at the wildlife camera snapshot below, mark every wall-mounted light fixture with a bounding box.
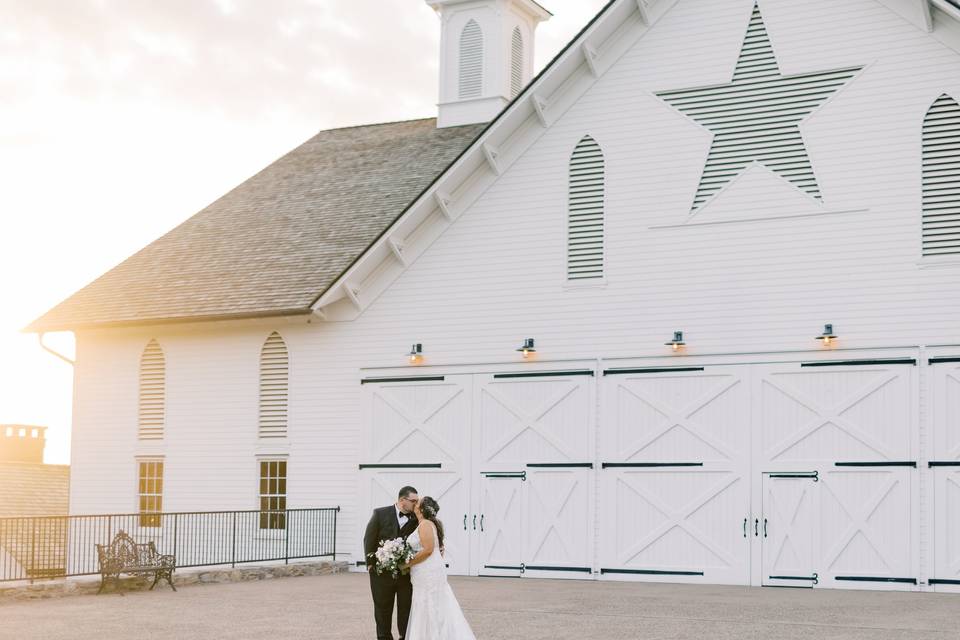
[815,324,837,347]
[407,343,423,364]
[516,338,536,358]
[665,331,685,352]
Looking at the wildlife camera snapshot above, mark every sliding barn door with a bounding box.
[472,370,595,578]
[598,365,751,585]
[360,375,473,575]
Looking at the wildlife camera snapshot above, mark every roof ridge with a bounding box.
[312,116,438,134]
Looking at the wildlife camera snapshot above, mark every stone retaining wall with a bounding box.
[0,559,349,602]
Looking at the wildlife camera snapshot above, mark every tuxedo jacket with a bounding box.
[364,505,419,568]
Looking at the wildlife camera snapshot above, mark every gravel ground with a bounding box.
[1,571,958,639]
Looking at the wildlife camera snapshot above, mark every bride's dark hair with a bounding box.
[418,496,445,552]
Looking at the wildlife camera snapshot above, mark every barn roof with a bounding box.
[27,119,485,331]
[0,463,69,517]
[27,0,960,331]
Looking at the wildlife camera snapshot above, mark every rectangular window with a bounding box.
[259,459,287,530]
[138,460,164,527]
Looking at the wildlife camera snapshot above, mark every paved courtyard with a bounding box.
[1,571,958,639]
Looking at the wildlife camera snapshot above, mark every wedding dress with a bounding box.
[405,521,477,640]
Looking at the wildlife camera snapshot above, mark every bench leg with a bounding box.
[98,573,118,595]
[149,573,160,590]
[164,569,176,592]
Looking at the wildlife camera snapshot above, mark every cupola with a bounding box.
[426,0,551,128]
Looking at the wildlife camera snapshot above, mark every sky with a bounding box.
[0,0,610,464]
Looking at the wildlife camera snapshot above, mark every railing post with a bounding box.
[172,513,178,562]
[30,518,37,584]
[231,511,237,568]
[333,507,339,562]
[284,510,289,565]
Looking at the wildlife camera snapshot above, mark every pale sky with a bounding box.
[0,0,609,464]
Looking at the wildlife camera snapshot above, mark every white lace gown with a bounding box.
[405,521,477,640]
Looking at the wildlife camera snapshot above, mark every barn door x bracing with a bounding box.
[473,371,595,579]
[359,375,474,575]
[598,365,751,585]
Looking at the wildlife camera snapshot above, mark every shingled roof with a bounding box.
[27,118,485,331]
[0,463,69,517]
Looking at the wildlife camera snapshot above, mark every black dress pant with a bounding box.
[370,571,412,640]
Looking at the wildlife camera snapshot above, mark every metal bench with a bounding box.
[95,530,176,594]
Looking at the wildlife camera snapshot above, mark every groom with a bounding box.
[364,485,419,640]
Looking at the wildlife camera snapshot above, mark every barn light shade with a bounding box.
[816,324,837,346]
[665,331,685,351]
[516,338,536,358]
[407,343,423,364]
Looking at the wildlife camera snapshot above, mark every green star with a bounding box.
[656,3,862,211]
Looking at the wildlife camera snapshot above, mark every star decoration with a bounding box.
[656,3,862,211]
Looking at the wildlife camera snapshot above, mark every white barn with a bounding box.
[29,0,960,592]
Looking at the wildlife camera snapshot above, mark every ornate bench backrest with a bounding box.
[96,531,156,568]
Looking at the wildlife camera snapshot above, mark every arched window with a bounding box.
[459,19,483,99]
[138,339,165,440]
[568,135,605,280]
[923,94,960,256]
[259,332,289,438]
[510,27,524,98]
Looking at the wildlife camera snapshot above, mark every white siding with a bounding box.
[68,0,960,588]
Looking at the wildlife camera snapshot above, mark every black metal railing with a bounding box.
[0,507,339,583]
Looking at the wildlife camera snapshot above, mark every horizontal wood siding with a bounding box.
[68,0,960,568]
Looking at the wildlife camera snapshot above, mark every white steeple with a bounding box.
[426,0,552,128]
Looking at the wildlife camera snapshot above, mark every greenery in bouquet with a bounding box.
[368,537,414,578]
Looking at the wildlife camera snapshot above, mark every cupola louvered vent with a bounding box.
[510,27,524,98]
[458,19,483,100]
[138,339,165,440]
[259,332,289,439]
[568,135,605,280]
[655,3,861,212]
[923,94,960,257]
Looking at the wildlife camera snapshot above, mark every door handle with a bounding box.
[463,514,467,531]
[763,518,768,538]
[743,518,747,538]
[480,514,485,532]
[754,518,759,537]
[472,515,476,530]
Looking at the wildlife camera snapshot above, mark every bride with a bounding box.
[402,496,477,640]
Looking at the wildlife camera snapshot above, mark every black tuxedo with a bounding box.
[365,505,419,640]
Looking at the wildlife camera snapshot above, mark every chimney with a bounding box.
[426,0,552,128]
[0,425,47,464]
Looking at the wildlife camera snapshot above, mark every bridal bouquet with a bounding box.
[369,537,414,578]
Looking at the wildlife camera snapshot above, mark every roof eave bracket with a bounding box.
[434,191,455,220]
[532,94,551,128]
[582,43,601,77]
[482,143,502,176]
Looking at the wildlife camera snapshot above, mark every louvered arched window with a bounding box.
[510,27,524,98]
[259,332,289,439]
[138,339,165,440]
[568,135,605,280]
[923,94,960,256]
[459,19,483,99]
